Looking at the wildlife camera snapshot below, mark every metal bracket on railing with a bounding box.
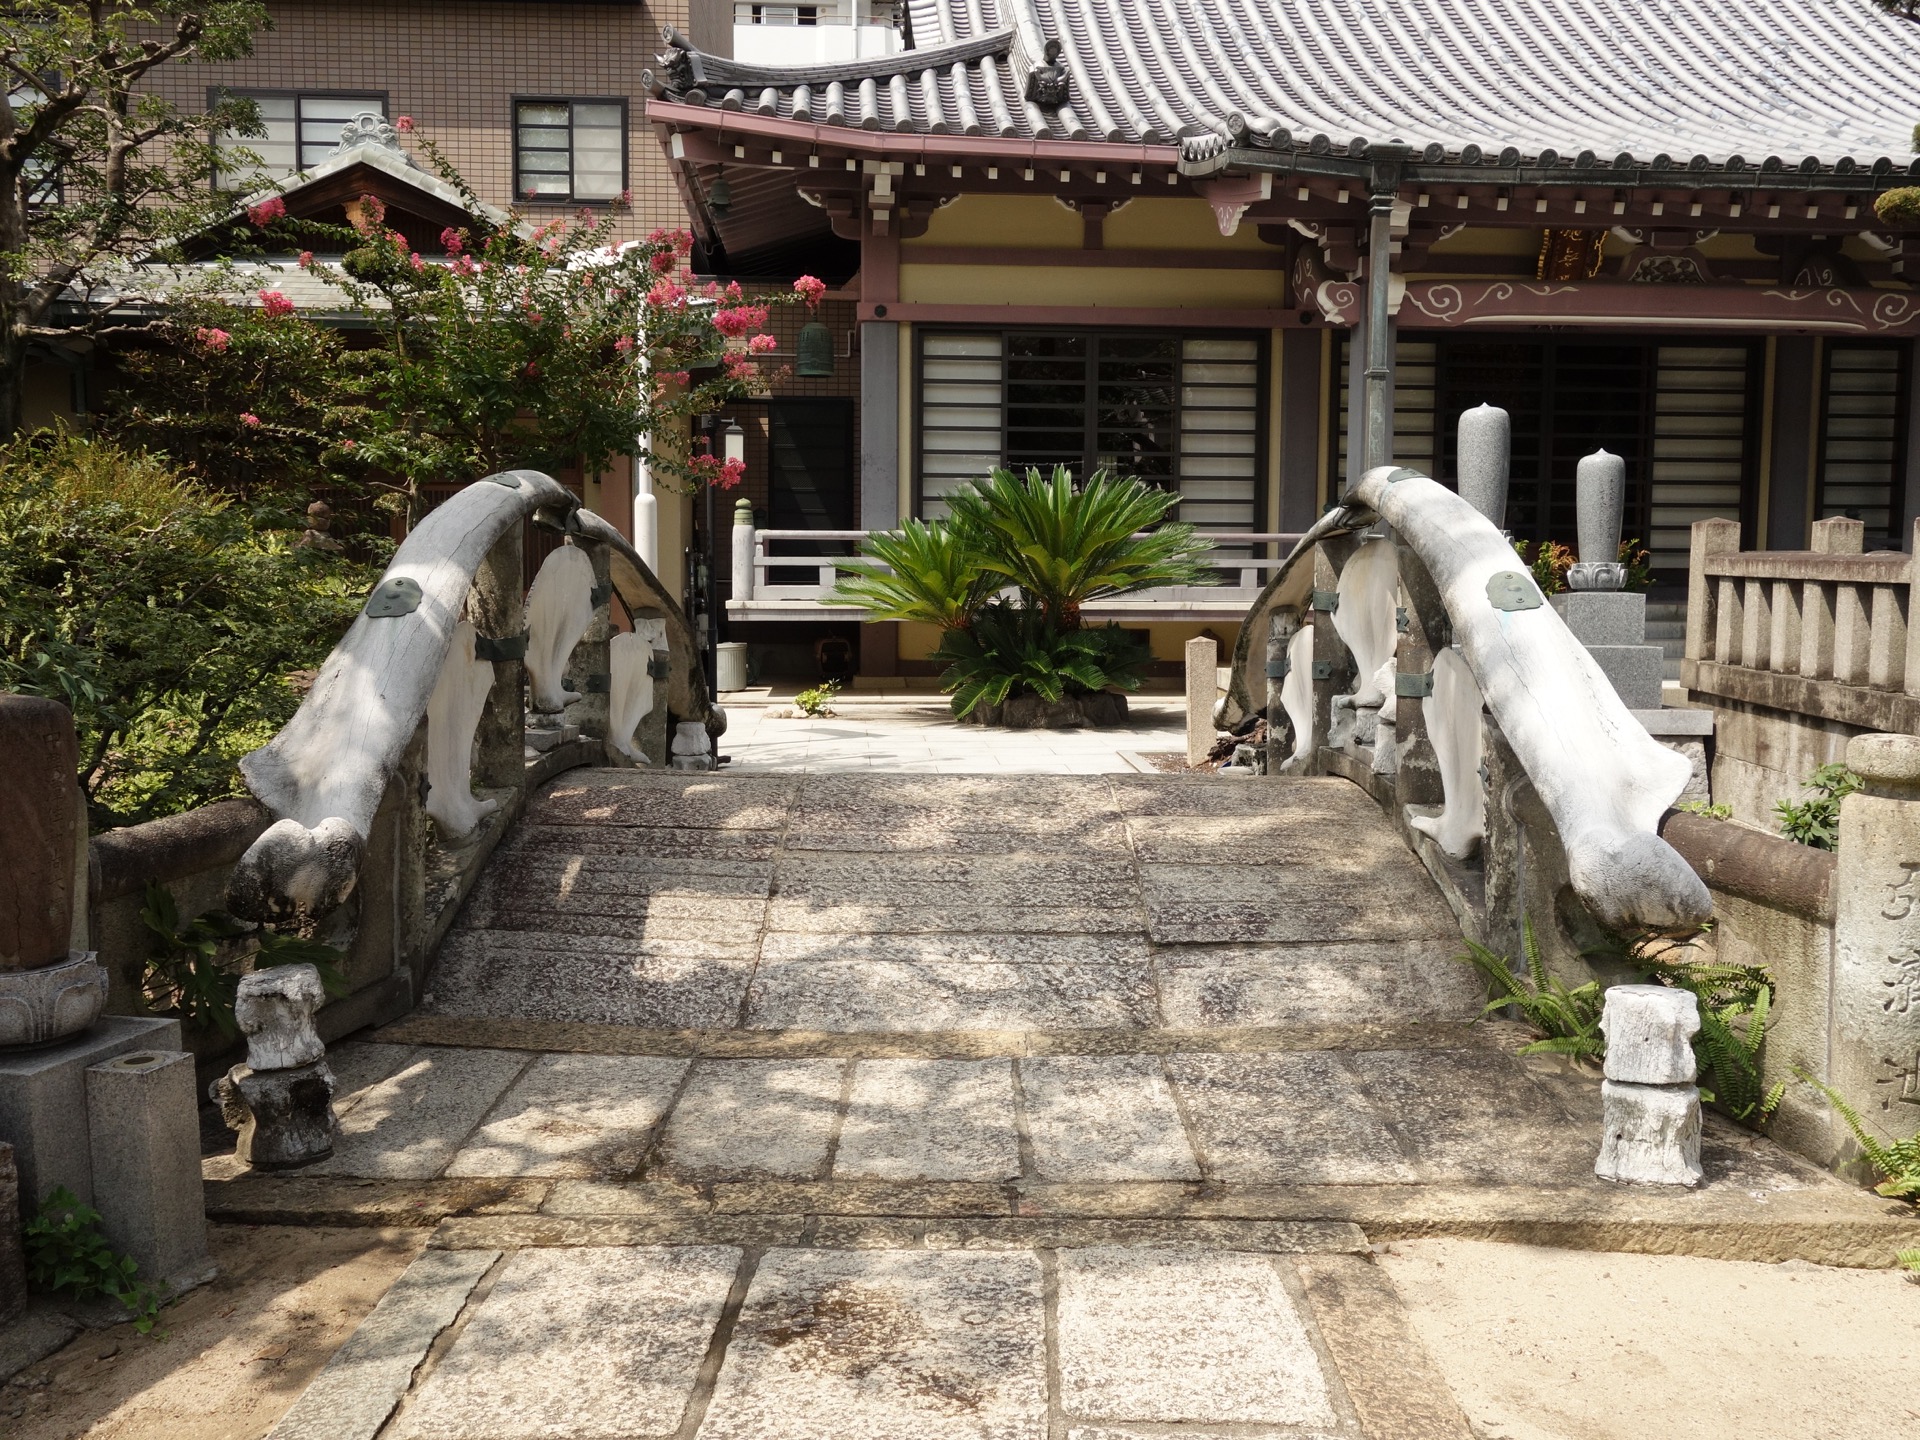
[583,673,612,694]
[1266,656,1290,680]
[1396,605,1410,634]
[647,656,670,680]
[589,581,613,609]
[474,630,530,662]
[1395,670,1435,698]
[364,577,423,617]
[1311,589,1340,613]
[1312,659,1341,680]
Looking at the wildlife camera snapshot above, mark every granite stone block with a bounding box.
[306,1048,529,1180]
[388,1246,739,1440]
[1167,1052,1415,1184]
[1019,1056,1199,1182]
[1582,644,1666,709]
[446,1053,687,1178]
[85,1048,208,1288]
[745,958,1157,1033]
[1550,590,1648,646]
[834,1059,1021,1182]
[1596,1079,1703,1187]
[1055,1247,1337,1426]
[654,1059,845,1179]
[1599,985,1700,1085]
[700,1248,1047,1440]
[0,1014,181,1207]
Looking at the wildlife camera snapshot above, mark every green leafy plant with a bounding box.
[1676,799,1733,819]
[944,466,1214,630]
[1513,538,1575,597]
[1898,1247,1920,1278]
[793,680,840,718]
[23,1188,163,1333]
[932,602,1149,720]
[1643,958,1785,1124]
[1619,537,1654,593]
[140,881,347,1037]
[828,518,999,631]
[1796,1069,1920,1200]
[1775,762,1863,850]
[1455,918,1606,1059]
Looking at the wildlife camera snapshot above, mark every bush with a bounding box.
[1775,762,1862,850]
[933,601,1150,719]
[0,432,376,826]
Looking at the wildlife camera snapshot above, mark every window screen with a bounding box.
[1819,343,1907,550]
[515,99,625,202]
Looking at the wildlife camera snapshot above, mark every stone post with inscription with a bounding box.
[1832,733,1920,1166]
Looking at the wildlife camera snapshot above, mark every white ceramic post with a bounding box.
[1409,645,1486,859]
[523,543,596,714]
[424,620,499,840]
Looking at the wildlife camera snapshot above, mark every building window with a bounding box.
[1818,343,1909,550]
[215,91,387,187]
[916,328,1265,529]
[514,99,625,203]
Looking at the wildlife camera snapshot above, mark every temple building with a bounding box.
[646,0,1920,681]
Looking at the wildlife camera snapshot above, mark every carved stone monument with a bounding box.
[211,964,337,1168]
[1548,448,1664,711]
[1595,984,1703,1186]
[0,695,106,1048]
[1456,403,1510,527]
[670,718,715,772]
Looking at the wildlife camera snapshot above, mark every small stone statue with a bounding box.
[1567,449,1627,591]
[670,719,714,772]
[294,500,344,553]
[1025,39,1071,109]
[211,963,337,1168]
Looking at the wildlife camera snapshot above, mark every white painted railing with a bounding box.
[730,523,1305,612]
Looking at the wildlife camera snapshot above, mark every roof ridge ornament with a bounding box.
[1025,38,1070,110]
[336,111,403,156]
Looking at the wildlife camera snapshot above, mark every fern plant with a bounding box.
[1645,958,1785,1123]
[1775,762,1863,850]
[1796,1069,1920,1200]
[932,601,1149,719]
[1456,918,1606,1059]
[141,882,348,1036]
[826,517,999,631]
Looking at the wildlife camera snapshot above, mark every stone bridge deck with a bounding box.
[229,772,1890,1440]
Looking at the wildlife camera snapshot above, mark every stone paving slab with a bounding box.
[1055,1247,1341,1429]
[835,1059,1022,1182]
[426,933,756,1029]
[444,1053,688,1179]
[1154,943,1472,1028]
[744,959,1160,1032]
[386,1245,740,1440]
[477,853,774,895]
[324,1041,426,1117]
[308,1048,532,1180]
[766,900,1145,935]
[1107,774,1373,816]
[1167,1052,1418,1185]
[1018,1055,1201,1182]
[781,820,1135,855]
[1295,1252,1476,1439]
[500,823,780,861]
[698,1248,1049,1440]
[462,882,769,930]
[653,1058,848,1180]
[759,931,1156,967]
[524,773,798,829]
[1344,1048,1590,1185]
[266,1247,498,1440]
[1144,895,1456,946]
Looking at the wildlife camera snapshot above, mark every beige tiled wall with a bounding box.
[150,1,692,239]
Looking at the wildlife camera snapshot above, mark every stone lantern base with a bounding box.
[0,952,108,1050]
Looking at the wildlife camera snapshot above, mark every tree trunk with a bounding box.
[0,315,26,437]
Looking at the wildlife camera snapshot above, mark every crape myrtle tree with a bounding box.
[1875,0,1920,225]
[108,129,825,524]
[0,2,271,435]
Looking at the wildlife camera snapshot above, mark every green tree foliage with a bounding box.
[945,466,1214,630]
[1775,762,1863,850]
[933,601,1151,719]
[0,3,272,434]
[0,432,374,825]
[828,517,999,630]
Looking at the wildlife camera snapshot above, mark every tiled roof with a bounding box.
[653,0,1920,173]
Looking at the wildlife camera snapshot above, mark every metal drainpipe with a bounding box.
[1362,144,1410,475]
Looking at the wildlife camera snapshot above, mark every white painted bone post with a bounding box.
[423,619,500,840]
[524,543,596,714]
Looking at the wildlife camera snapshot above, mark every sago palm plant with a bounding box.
[826,516,1000,631]
[945,466,1215,630]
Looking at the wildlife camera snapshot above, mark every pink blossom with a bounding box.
[440,227,465,255]
[747,333,778,354]
[793,274,827,308]
[257,289,295,318]
[725,281,744,300]
[723,353,755,382]
[450,255,478,277]
[240,412,261,427]
[410,253,427,273]
[196,326,231,352]
[396,115,415,133]
[712,304,769,338]
[342,439,356,451]
[672,230,694,256]
[525,361,540,378]
[619,189,632,206]
[669,370,690,386]
[527,311,543,325]
[614,335,635,353]
[649,250,675,274]
[297,250,315,269]
[719,456,746,489]
[247,195,287,227]
[646,279,686,308]
[647,228,667,245]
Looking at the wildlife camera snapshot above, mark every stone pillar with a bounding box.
[1595,985,1703,1187]
[212,965,337,1170]
[1,1141,25,1323]
[1392,545,1444,809]
[859,321,900,532]
[86,1049,211,1290]
[731,497,756,603]
[0,696,107,1050]
[1308,542,1350,774]
[1456,404,1509,526]
[471,520,526,790]
[1555,449,1662,709]
[1831,733,1920,1166]
[1264,608,1301,773]
[564,540,614,743]
[1184,635,1217,767]
[1567,449,1627,591]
